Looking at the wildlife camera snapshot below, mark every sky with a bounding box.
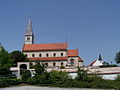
[0,0,120,65]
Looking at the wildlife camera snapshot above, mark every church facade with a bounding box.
[22,18,83,68]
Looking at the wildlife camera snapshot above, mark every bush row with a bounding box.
[0,78,22,88]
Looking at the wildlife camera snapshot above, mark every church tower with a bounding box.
[25,17,34,44]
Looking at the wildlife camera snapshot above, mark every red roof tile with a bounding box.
[23,43,67,51]
[89,60,97,66]
[28,57,67,61]
[67,49,78,56]
[78,57,84,62]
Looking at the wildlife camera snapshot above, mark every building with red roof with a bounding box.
[22,18,83,68]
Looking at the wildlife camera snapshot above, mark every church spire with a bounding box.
[98,54,102,60]
[25,17,34,36]
[24,17,34,44]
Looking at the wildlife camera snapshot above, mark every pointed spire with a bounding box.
[25,16,34,36]
[98,54,102,60]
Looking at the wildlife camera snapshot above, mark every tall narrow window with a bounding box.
[46,53,49,57]
[53,62,56,66]
[39,54,42,57]
[61,53,63,56]
[32,54,35,57]
[53,53,56,57]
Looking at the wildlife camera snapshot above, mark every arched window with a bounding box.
[53,53,56,57]
[61,53,63,56]
[25,54,28,57]
[53,62,56,66]
[61,62,63,66]
[39,54,42,57]
[45,63,48,66]
[32,54,35,57]
[70,59,74,65]
[46,53,49,57]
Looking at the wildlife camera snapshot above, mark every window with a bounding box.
[46,53,49,57]
[39,54,42,57]
[53,62,56,66]
[61,62,63,66]
[45,63,48,66]
[32,54,35,57]
[61,53,63,56]
[25,54,28,57]
[27,37,30,40]
[53,53,56,57]
[70,59,74,65]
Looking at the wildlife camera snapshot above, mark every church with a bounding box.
[22,18,83,68]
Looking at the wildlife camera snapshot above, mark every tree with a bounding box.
[75,67,88,81]
[49,70,71,84]
[0,49,13,75]
[10,50,28,66]
[34,63,46,75]
[115,52,120,64]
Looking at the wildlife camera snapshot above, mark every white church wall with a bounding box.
[31,60,67,67]
[23,51,67,58]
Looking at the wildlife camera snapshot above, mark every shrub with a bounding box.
[27,78,36,85]
[21,70,31,83]
[0,78,22,88]
[115,75,120,81]
[60,65,65,69]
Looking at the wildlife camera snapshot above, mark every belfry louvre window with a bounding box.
[27,37,30,40]
[32,54,35,57]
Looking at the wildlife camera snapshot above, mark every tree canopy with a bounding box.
[10,50,28,66]
[115,52,120,64]
[0,49,13,75]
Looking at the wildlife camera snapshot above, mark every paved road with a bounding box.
[0,86,113,90]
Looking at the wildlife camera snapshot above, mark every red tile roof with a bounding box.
[78,57,84,62]
[67,49,78,56]
[23,43,67,51]
[89,60,97,66]
[28,57,67,61]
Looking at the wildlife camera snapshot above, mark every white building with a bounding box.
[89,54,104,67]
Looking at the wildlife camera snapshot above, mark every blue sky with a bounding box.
[0,0,120,65]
